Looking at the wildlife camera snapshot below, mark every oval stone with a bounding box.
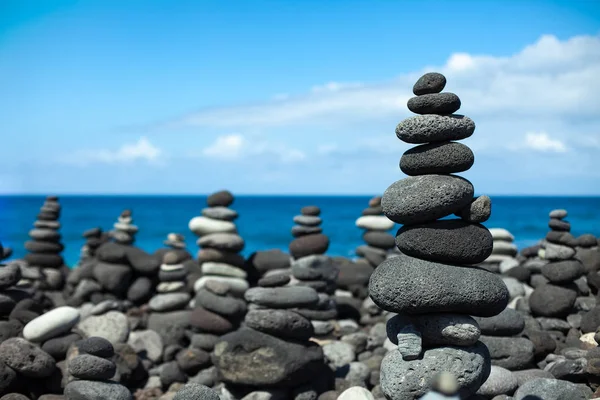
[395,220,493,265]
[407,92,461,115]
[396,114,475,144]
[413,72,447,95]
[188,217,236,236]
[382,175,474,225]
[244,287,319,309]
[23,306,80,342]
[380,341,490,400]
[400,141,474,176]
[369,254,509,317]
[355,216,394,231]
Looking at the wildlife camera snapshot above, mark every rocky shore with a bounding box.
[1,75,600,400]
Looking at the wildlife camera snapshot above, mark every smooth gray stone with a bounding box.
[407,92,461,115]
[387,313,481,347]
[382,175,474,225]
[197,233,245,253]
[412,72,446,95]
[476,366,518,398]
[473,308,525,336]
[513,378,591,400]
[244,287,319,309]
[201,207,239,221]
[479,336,535,370]
[149,293,191,312]
[369,254,509,317]
[400,141,474,176]
[64,380,132,400]
[293,215,322,227]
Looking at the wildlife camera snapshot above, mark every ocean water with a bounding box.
[0,195,599,267]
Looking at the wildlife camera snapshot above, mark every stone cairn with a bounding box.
[355,195,396,269]
[368,72,510,399]
[80,227,108,262]
[287,206,339,338]
[529,209,583,320]
[189,190,249,296]
[111,209,138,245]
[22,196,66,289]
[289,206,330,260]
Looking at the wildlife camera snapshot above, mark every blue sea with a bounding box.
[0,195,599,267]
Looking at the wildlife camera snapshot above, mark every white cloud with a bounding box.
[64,137,164,166]
[523,131,568,153]
[160,34,600,130]
[199,134,306,163]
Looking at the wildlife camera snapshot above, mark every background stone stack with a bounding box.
[211,284,331,398]
[355,196,397,270]
[289,206,330,260]
[481,228,519,273]
[368,72,510,399]
[154,233,192,263]
[189,190,250,297]
[79,227,108,262]
[528,210,584,321]
[24,196,64,268]
[64,337,130,399]
[111,209,138,245]
[290,255,339,337]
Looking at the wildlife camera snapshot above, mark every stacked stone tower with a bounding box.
[529,209,583,318]
[289,206,330,260]
[111,209,138,245]
[368,72,509,399]
[24,196,65,270]
[355,195,396,268]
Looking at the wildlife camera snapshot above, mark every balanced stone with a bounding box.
[395,220,493,264]
[188,217,236,236]
[455,196,492,223]
[407,92,461,115]
[68,353,116,380]
[293,215,322,226]
[400,141,474,176]
[244,287,319,309]
[381,175,474,225]
[207,190,234,207]
[413,72,446,95]
[395,114,475,144]
[23,306,80,342]
[197,233,245,253]
[355,215,394,231]
[387,313,481,347]
[202,206,239,221]
[369,253,508,317]
[245,309,314,341]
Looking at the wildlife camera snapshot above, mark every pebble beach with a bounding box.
[1,73,600,400]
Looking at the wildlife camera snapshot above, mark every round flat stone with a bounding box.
[289,234,330,259]
[197,233,245,253]
[472,308,525,336]
[380,341,490,400]
[549,209,567,219]
[549,219,570,232]
[541,260,584,284]
[363,231,396,250]
[244,286,319,309]
[24,241,64,253]
[64,380,132,400]
[29,229,60,241]
[193,276,248,296]
[407,92,461,115]
[388,313,481,347]
[293,215,322,227]
[245,309,314,341]
[395,220,493,265]
[368,254,509,317]
[149,293,191,312]
[382,175,474,225]
[396,114,475,144]
[201,206,238,221]
[413,72,447,95]
[201,262,247,278]
[455,195,492,223]
[301,206,321,216]
[400,141,474,176]
[291,225,323,237]
[529,284,577,317]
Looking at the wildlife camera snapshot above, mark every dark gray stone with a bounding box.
[382,175,474,225]
[413,72,446,95]
[245,287,319,309]
[513,377,591,400]
[0,337,55,378]
[368,254,509,317]
[68,354,116,380]
[395,220,493,264]
[529,284,577,317]
[64,380,132,400]
[395,114,475,144]
[473,308,525,336]
[245,309,314,341]
[407,93,461,115]
[541,260,584,284]
[173,383,220,400]
[479,336,535,370]
[400,141,474,176]
[455,196,492,223]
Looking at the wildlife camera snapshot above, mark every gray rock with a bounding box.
[75,336,115,358]
[543,243,576,261]
[476,366,517,397]
[195,289,246,318]
[400,141,474,176]
[245,309,314,341]
[387,313,481,347]
[382,175,474,225]
[513,378,591,400]
[68,353,116,380]
[244,287,319,309]
[412,72,446,95]
[369,254,509,317]
[395,323,422,360]
[197,233,245,253]
[396,114,475,144]
[529,284,577,318]
[0,337,55,378]
[455,195,492,223]
[173,383,220,400]
[323,341,356,368]
[293,215,322,227]
[473,308,525,336]
[541,260,584,284]
[407,92,461,115]
[380,342,490,400]
[395,220,493,264]
[23,306,80,342]
[549,209,568,219]
[149,293,191,312]
[479,336,535,370]
[127,330,163,363]
[201,207,238,221]
[0,264,21,290]
[64,380,132,400]
[77,311,130,345]
[512,369,554,386]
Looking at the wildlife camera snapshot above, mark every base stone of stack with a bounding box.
[380,341,491,400]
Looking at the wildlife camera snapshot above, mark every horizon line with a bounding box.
[1,193,600,198]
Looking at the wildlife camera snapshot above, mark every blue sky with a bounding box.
[1,0,600,195]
